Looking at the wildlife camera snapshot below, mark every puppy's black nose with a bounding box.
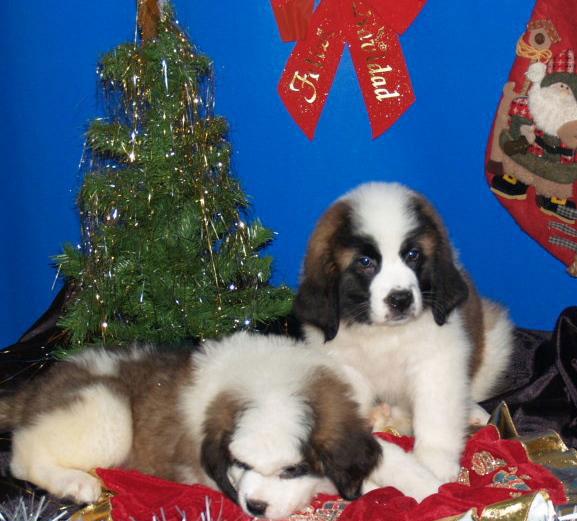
[386,290,413,313]
[246,499,268,517]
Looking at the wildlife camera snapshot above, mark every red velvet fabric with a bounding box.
[98,426,567,521]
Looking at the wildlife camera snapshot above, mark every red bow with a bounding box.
[273,0,427,139]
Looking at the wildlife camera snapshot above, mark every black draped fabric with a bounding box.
[481,307,577,448]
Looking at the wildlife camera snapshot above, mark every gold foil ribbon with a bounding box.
[488,402,519,439]
[490,403,577,503]
[481,491,553,521]
[70,490,113,521]
[437,492,555,521]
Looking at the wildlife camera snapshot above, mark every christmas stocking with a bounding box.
[486,0,577,276]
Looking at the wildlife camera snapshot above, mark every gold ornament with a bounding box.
[471,451,507,476]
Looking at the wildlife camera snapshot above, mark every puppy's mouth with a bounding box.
[387,313,413,324]
[373,305,420,325]
[381,311,415,325]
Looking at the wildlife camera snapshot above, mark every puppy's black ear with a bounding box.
[200,393,243,502]
[315,427,382,500]
[293,201,352,342]
[430,253,468,326]
[293,277,340,342]
[200,432,237,501]
[411,194,469,326]
[305,370,381,500]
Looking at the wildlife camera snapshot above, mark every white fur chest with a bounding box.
[307,311,470,409]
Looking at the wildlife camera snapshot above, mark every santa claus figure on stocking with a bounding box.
[491,48,577,224]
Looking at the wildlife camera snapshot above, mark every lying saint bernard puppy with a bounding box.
[293,182,514,483]
[0,331,440,519]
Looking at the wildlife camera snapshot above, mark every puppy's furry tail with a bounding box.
[0,393,17,431]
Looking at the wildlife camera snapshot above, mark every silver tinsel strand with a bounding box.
[0,495,72,521]
[0,492,223,521]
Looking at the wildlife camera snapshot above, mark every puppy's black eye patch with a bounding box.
[232,459,252,471]
[280,462,310,479]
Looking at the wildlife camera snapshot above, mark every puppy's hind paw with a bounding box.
[407,473,442,502]
[414,446,460,484]
[366,440,442,502]
[55,470,102,504]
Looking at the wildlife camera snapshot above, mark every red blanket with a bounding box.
[97,426,567,521]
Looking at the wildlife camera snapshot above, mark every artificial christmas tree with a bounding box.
[54,0,293,351]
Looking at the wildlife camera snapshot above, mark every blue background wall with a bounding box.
[1,0,575,347]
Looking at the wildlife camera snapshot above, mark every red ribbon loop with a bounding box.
[274,0,427,139]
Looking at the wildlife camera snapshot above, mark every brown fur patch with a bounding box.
[459,274,486,377]
[305,367,368,455]
[203,392,246,440]
[411,194,451,251]
[8,362,109,428]
[335,248,356,271]
[418,233,436,257]
[303,201,352,280]
[122,351,197,480]
[481,300,504,331]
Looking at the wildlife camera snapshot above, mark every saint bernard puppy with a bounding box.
[0,332,440,519]
[293,182,514,483]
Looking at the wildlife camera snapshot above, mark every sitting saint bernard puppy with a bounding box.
[293,182,514,483]
[0,332,440,519]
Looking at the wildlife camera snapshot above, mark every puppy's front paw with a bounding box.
[362,473,439,502]
[469,404,490,427]
[414,446,460,483]
[366,440,442,502]
[369,403,413,435]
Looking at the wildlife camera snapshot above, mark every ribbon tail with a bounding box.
[270,0,315,42]
[344,0,415,138]
[278,0,346,139]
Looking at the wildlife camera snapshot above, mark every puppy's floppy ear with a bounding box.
[412,194,469,326]
[430,249,468,326]
[305,370,381,500]
[314,425,381,500]
[293,202,351,341]
[293,277,340,342]
[200,393,244,502]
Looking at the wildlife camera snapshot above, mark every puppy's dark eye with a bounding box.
[356,256,376,271]
[404,248,421,263]
[280,463,310,479]
[232,459,252,471]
